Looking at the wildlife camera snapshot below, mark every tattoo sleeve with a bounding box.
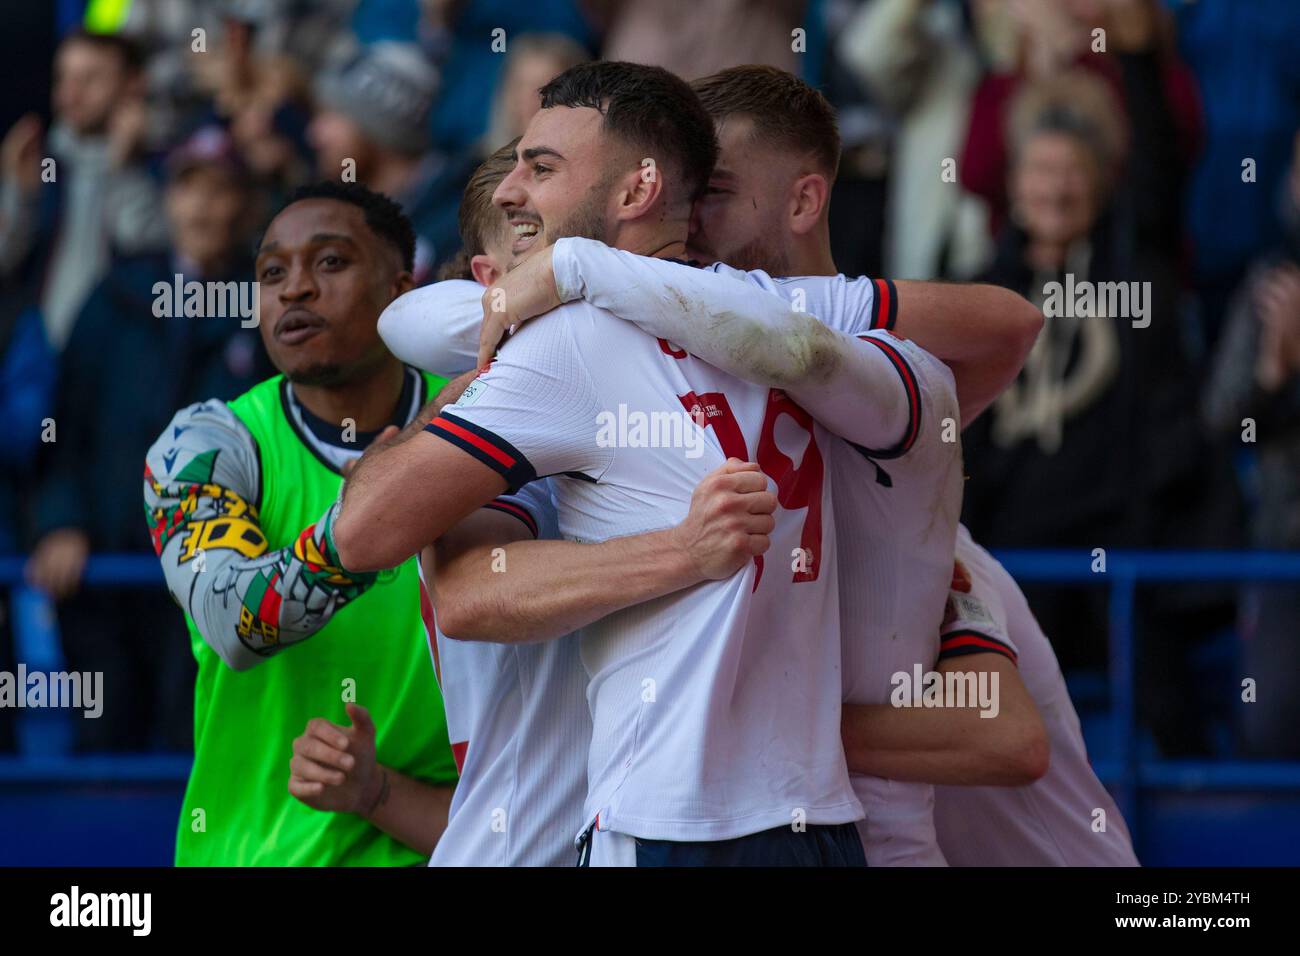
[144,400,379,671]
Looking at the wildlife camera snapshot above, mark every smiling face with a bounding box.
[1011,131,1101,248]
[687,116,797,274]
[255,198,409,385]
[491,105,622,264]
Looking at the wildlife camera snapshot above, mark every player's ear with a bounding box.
[470,254,501,287]
[615,157,664,222]
[391,269,415,299]
[789,173,829,236]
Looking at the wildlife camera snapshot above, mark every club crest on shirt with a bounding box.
[943,591,996,630]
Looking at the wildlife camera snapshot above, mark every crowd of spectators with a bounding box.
[1,0,1298,758]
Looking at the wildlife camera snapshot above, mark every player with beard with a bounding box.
[297,144,782,867]
[143,183,459,865]
[459,65,1042,866]
[366,61,1045,868]
[332,61,947,866]
[479,65,1132,866]
[687,65,1135,866]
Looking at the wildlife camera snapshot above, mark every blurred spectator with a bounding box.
[0,5,56,756]
[0,30,168,352]
[482,33,589,151]
[189,5,310,122]
[590,0,805,80]
[815,0,889,281]
[120,0,356,87]
[1172,0,1300,344]
[959,52,1241,755]
[309,41,472,280]
[1204,130,1300,758]
[200,9,316,211]
[958,0,1200,239]
[109,0,340,162]
[836,0,993,279]
[425,0,593,154]
[24,127,272,753]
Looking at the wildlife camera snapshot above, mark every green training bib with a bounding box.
[175,372,456,866]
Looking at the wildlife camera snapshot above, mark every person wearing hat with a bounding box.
[25,125,272,752]
[309,42,477,283]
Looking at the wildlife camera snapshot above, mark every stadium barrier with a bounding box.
[2,551,1300,865]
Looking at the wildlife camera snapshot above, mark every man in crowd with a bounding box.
[309,42,477,283]
[28,126,269,752]
[0,29,166,352]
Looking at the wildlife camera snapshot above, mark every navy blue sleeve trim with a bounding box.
[426,411,538,493]
[848,334,922,460]
[482,498,540,538]
[868,277,898,331]
[937,629,1019,666]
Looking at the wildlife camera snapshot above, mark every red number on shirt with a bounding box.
[677,388,824,585]
[755,390,824,583]
[678,390,764,586]
[658,338,688,359]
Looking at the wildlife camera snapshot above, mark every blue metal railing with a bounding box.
[4,551,1300,835]
[0,554,165,588]
[995,550,1300,823]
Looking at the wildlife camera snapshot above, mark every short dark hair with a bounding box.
[692,65,841,181]
[459,139,519,257]
[62,29,145,74]
[279,181,416,272]
[538,61,718,203]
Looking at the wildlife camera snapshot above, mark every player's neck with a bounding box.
[290,356,408,434]
[789,228,838,277]
[612,219,690,261]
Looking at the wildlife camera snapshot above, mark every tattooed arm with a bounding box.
[143,400,379,671]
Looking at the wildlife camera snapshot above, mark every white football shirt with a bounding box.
[788,274,963,866]
[550,240,962,864]
[824,355,962,867]
[420,480,592,867]
[933,524,1139,865]
[425,292,868,843]
[390,255,961,857]
[729,264,961,865]
[379,278,481,376]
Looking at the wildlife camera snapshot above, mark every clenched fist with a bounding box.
[669,458,777,580]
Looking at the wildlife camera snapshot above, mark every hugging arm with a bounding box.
[482,239,914,450]
[841,653,1049,786]
[432,460,776,644]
